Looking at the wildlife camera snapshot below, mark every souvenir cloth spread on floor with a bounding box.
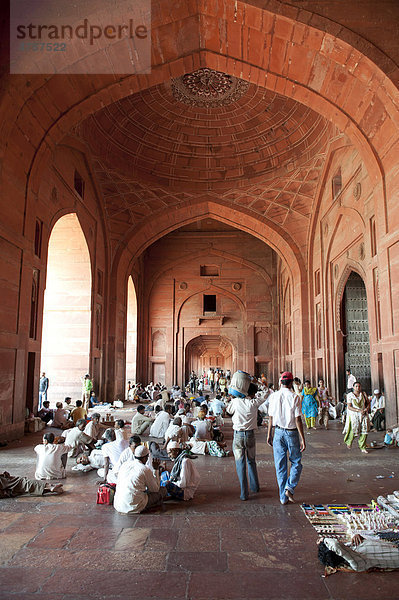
[302,494,399,576]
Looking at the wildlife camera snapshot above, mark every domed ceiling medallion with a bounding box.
[171,68,249,107]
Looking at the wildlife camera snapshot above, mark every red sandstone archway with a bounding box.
[184,335,236,387]
[41,214,92,404]
[126,276,137,388]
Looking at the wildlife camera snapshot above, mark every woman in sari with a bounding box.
[343,381,369,453]
[301,380,320,430]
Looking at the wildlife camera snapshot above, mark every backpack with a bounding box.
[96,483,116,505]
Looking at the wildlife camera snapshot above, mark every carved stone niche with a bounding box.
[353,182,362,200]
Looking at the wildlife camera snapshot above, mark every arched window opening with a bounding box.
[126,276,137,388]
[41,214,91,404]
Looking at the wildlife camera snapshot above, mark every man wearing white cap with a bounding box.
[370,389,385,431]
[165,441,200,500]
[113,445,166,514]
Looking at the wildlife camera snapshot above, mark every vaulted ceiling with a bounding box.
[76,69,341,251]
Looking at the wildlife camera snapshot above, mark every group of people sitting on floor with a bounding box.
[29,388,234,512]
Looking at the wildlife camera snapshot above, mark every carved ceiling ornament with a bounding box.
[171,68,249,107]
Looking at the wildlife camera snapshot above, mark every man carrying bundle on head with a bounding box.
[226,371,271,501]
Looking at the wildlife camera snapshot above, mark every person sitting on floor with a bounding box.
[89,390,101,407]
[191,411,212,441]
[113,445,167,514]
[164,417,186,448]
[114,419,130,442]
[0,471,63,497]
[84,413,105,442]
[163,441,200,500]
[370,389,386,431]
[149,404,172,438]
[51,402,72,429]
[112,435,142,477]
[318,533,399,573]
[63,418,95,458]
[131,405,154,436]
[34,432,71,480]
[70,400,87,425]
[210,395,226,416]
[63,397,75,413]
[98,428,129,484]
[149,440,171,461]
[37,400,53,424]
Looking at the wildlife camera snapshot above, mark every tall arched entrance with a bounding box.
[185,335,235,384]
[126,276,137,389]
[41,214,92,403]
[340,271,371,395]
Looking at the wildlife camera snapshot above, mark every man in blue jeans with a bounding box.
[267,371,306,504]
[227,382,270,501]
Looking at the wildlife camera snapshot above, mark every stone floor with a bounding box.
[0,417,398,600]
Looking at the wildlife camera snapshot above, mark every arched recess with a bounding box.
[176,288,245,387]
[41,213,92,403]
[336,269,371,398]
[126,276,137,387]
[321,209,366,398]
[184,335,236,386]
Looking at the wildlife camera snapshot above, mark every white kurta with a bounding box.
[164,423,183,442]
[34,443,71,480]
[191,419,212,440]
[114,460,160,514]
[174,457,200,500]
[149,411,171,438]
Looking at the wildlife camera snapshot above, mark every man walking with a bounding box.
[267,371,306,505]
[38,372,49,410]
[227,381,269,501]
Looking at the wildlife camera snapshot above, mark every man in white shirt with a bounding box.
[131,405,154,435]
[371,389,386,431]
[84,413,105,441]
[346,369,356,392]
[226,381,269,501]
[98,429,129,484]
[34,432,71,480]
[111,435,142,479]
[191,412,212,441]
[267,371,306,505]
[165,441,200,500]
[63,419,95,458]
[114,445,166,514]
[149,405,172,438]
